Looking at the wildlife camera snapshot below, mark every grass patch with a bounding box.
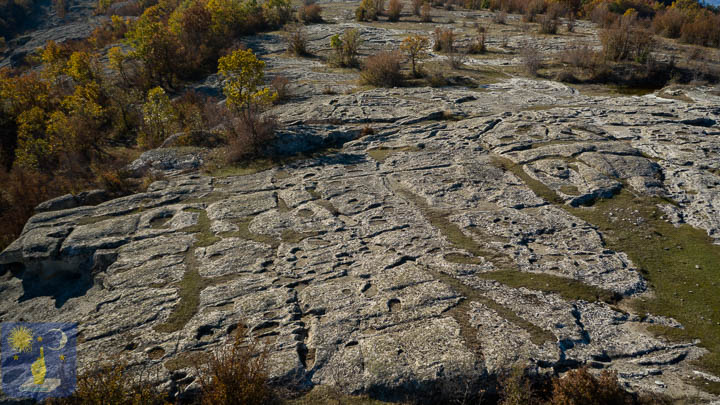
[566,190,720,378]
[426,267,555,346]
[491,156,565,205]
[476,270,620,304]
[224,217,281,248]
[155,208,217,333]
[180,208,221,247]
[367,146,421,163]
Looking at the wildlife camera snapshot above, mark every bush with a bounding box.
[356,0,384,21]
[196,324,277,405]
[360,51,404,87]
[412,0,423,15]
[538,14,558,34]
[469,25,487,54]
[498,365,538,405]
[521,46,541,76]
[387,0,402,21]
[46,362,167,405]
[601,17,654,63]
[286,23,309,56]
[560,45,598,70]
[652,8,686,39]
[297,3,322,23]
[679,12,720,48]
[550,368,632,405]
[330,28,363,67]
[433,28,455,52]
[226,106,279,162]
[401,34,430,77]
[523,0,545,22]
[271,75,292,103]
[420,2,432,21]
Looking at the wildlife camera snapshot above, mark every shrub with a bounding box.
[360,51,404,87]
[679,12,720,48]
[387,0,402,21]
[447,52,466,69]
[420,2,432,22]
[286,23,309,56]
[600,17,654,63]
[523,0,545,22]
[401,34,430,77]
[433,28,455,52]
[538,14,558,34]
[469,25,487,54]
[652,8,686,38]
[412,0,423,15]
[521,46,541,76]
[561,45,598,70]
[498,365,538,405]
[297,3,322,23]
[356,0,384,21]
[550,368,632,405]
[226,107,279,162]
[330,28,363,68]
[196,324,276,405]
[566,15,575,32]
[46,362,167,405]
[271,75,292,102]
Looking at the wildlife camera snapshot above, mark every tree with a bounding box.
[401,34,429,77]
[218,48,278,157]
[125,7,181,87]
[218,48,276,112]
[139,87,176,149]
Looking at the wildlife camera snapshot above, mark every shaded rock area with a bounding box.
[2,78,720,402]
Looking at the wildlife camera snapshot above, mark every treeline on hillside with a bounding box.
[0,0,295,250]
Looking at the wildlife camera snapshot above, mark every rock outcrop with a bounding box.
[2,78,720,402]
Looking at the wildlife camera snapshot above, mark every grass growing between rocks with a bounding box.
[155,208,216,334]
[565,190,720,390]
[476,270,620,304]
[492,154,720,391]
[367,146,422,163]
